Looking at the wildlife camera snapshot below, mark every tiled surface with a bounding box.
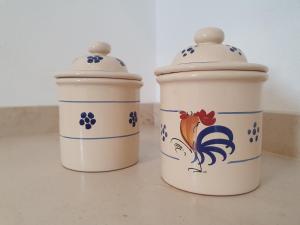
[0,104,155,136]
[0,106,58,136]
[140,103,155,126]
[262,112,300,159]
[0,126,299,225]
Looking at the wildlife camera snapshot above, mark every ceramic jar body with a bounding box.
[56,78,142,172]
[157,71,267,195]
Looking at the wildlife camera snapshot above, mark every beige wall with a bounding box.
[156,0,300,113]
[1,0,300,114]
[0,0,156,106]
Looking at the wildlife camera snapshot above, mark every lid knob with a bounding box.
[89,41,111,55]
[194,27,224,44]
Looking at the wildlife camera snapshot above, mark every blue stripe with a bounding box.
[160,108,181,112]
[60,131,139,140]
[160,108,263,115]
[218,111,263,115]
[161,150,261,164]
[227,155,261,164]
[59,100,140,103]
[161,151,180,160]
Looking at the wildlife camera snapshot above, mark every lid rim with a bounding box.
[155,62,268,76]
[56,71,142,81]
[156,70,268,82]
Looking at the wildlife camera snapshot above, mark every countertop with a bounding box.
[0,126,299,225]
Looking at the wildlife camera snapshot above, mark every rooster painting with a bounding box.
[171,109,235,172]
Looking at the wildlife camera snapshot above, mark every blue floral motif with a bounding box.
[129,111,138,127]
[79,112,96,129]
[181,46,196,57]
[161,124,168,142]
[87,56,103,63]
[247,122,259,143]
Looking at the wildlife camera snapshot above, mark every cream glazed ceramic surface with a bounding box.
[155,27,268,195]
[56,42,143,172]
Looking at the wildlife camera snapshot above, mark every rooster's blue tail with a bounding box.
[195,125,235,166]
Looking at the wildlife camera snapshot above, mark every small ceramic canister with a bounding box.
[155,27,268,195]
[56,42,143,172]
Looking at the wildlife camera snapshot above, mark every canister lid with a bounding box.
[155,27,268,76]
[56,42,142,80]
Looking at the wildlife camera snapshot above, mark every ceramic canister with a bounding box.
[56,42,143,172]
[155,27,268,195]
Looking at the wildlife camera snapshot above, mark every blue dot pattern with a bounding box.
[129,111,138,127]
[161,124,168,142]
[226,45,243,56]
[247,122,259,143]
[181,46,196,57]
[79,112,96,129]
[87,56,103,63]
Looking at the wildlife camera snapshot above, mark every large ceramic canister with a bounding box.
[55,42,143,172]
[155,27,268,195]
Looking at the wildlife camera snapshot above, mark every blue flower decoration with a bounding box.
[129,111,138,127]
[247,122,259,143]
[161,124,168,142]
[87,56,103,63]
[79,112,96,129]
